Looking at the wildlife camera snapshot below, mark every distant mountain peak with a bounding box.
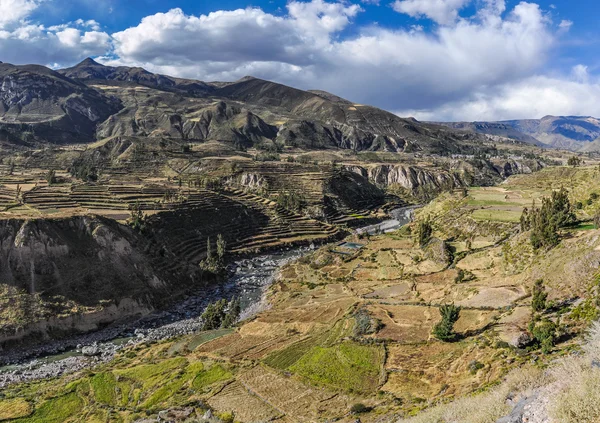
[236,76,258,82]
[76,57,103,67]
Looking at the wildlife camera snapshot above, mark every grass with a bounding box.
[90,372,117,405]
[571,222,597,231]
[0,398,32,420]
[191,363,233,391]
[187,328,234,351]
[114,357,188,391]
[289,341,383,394]
[471,209,522,223]
[13,393,83,423]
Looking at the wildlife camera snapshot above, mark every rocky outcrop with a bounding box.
[346,164,462,194]
[97,100,277,147]
[346,159,545,195]
[238,173,267,189]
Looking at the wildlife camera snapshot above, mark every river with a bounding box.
[0,208,414,387]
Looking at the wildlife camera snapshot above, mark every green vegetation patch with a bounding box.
[188,328,234,351]
[289,341,383,394]
[191,363,233,391]
[14,392,83,423]
[472,209,522,223]
[0,398,32,420]
[114,357,188,391]
[90,372,117,405]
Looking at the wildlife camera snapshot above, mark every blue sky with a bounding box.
[2,0,600,121]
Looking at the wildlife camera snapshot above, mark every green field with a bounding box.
[289,341,383,394]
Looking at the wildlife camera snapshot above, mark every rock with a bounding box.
[81,345,100,356]
[202,409,213,420]
[496,394,538,423]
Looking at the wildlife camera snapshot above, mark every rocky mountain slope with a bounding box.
[440,115,600,151]
[0,63,121,144]
[0,58,501,153]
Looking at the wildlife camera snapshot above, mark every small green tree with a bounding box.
[432,303,461,341]
[416,219,433,248]
[221,297,241,328]
[216,234,227,262]
[45,169,56,185]
[128,201,146,233]
[531,319,557,354]
[200,299,228,331]
[568,156,582,167]
[532,279,548,312]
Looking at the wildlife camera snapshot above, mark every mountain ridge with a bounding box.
[438,115,600,151]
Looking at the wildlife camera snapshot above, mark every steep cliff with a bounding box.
[346,158,545,197]
[0,217,168,346]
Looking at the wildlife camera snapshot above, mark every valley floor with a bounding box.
[3,165,600,422]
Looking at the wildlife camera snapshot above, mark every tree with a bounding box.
[531,319,557,354]
[201,298,241,331]
[520,207,530,231]
[527,187,574,250]
[532,279,548,312]
[128,201,146,233]
[45,169,56,185]
[200,299,227,331]
[432,303,461,341]
[568,156,582,167]
[416,219,433,248]
[216,234,227,262]
[221,297,241,328]
[15,184,22,204]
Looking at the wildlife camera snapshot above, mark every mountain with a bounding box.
[438,115,600,151]
[0,62,121,144]
[0,58,505,153]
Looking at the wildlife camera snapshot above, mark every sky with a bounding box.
[1,0,600,121]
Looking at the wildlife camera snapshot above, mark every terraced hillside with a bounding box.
[3,164,600,422]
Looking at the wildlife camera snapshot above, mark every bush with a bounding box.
[432,303,461,342]
[531,319,557,354]
[276,190,306,212]
[531,279,548,312]
[350,403,370,414]
[415,219,433,248]
[353,309,383,337]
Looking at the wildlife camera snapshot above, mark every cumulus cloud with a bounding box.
[0,0,110,66]
[1,0,596,122]
[106,0,555,116]
[0,0,41,29]
[398,72,600,121]
[392,0,472,25]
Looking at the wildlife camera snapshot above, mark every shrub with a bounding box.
[415,219,433,248]
[531,279,548,312]
[350,403,370,414]
[432,303,461,342]
[531,319,557,354]
[353,309,383,337]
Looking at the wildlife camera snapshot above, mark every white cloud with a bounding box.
[0,0,110,66]
[0,0,41,29]
[106,1,555,115]
[1,0,593,123]
[392,0,472,25]
[397,73,600,121]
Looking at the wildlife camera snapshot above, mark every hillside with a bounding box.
[439,115,600,151]
[0,58,510,153]
[2,164,600,422]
